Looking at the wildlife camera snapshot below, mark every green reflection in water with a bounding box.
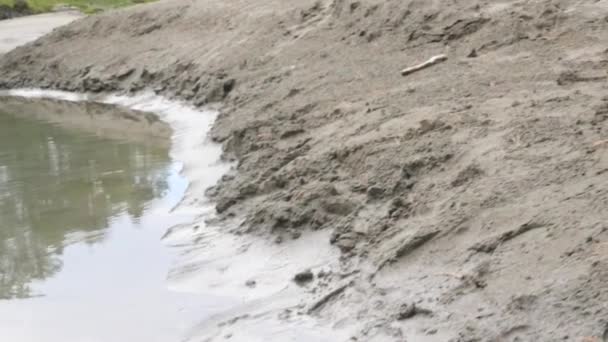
[0,98,172,299]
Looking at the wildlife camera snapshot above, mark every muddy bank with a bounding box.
[1,0,608,340]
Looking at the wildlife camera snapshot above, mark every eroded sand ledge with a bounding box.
[1,0,608,340]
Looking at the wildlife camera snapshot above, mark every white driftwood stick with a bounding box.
[592,139,608,147]
[401,54,448,76]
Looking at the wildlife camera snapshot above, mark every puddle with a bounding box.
[0,90,348,342]
[0,93,231,342]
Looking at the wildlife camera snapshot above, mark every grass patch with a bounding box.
[0,0,154,14]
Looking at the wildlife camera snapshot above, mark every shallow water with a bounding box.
[0,11,82,53]
[0,97,220,342]
[0,92,347,342]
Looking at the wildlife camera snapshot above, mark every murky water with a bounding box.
[0,97,217,342]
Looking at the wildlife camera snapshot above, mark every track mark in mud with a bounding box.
[469,221,548,254]
[393,230,439,260]
[499,325,531,340]
[280,0,333,43]
[557,71,608,86]
[376,230,440,271]
[593,101,608,125]
[451,164,484,188]
[307,281,351,314]
[440,261,491,304]
[443,17,490,41]
[408,16,489,45]
[507,294,538,312]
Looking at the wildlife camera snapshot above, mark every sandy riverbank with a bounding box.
[1,0,608,341]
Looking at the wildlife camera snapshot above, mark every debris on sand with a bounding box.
[469,221,547,254]
[592,140,608,148]
[308,282,350,314]
[293,269,314,285]
[396,303,432,320]
[400,54,448,77]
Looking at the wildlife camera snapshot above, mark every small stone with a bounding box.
[336,236,356,252]
[238,183,258,197]
[467,49,478,58]
[350,182,366,192]
[367,186,385,200]
[280,127,305,139]
[293,269,314,285]
[245,280,257,288]
[223,78,236,95]
[397,303,417,320]
[426,328,438,335]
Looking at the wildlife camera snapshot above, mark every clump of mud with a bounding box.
[1,0,608,341]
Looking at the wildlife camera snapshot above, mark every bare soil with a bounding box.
[1,0,608,340]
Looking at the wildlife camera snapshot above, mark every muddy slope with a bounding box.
[1,0,608,340]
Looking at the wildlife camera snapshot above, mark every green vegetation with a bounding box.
[0,0,153,14]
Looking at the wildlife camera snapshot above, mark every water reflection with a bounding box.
[0,97,172,299]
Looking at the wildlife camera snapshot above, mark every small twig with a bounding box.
[592,139,608,148]
[401,54,448,76]
[307,282,350,314]
[436,272,465,280]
